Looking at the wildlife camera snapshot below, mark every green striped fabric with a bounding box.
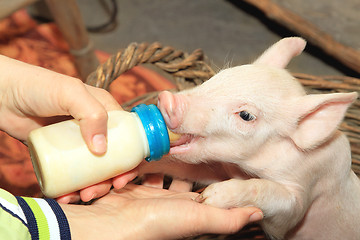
[0,188,71,240]
[23,197,51,240]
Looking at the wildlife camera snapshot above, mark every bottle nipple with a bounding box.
[167,128,181,143]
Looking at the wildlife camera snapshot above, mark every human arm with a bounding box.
[0,184,262,240]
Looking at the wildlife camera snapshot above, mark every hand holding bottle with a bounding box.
[0,55,131,202]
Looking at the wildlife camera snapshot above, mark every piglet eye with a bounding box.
[239,111,256,121]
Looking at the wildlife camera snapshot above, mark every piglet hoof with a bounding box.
[196,180,242,209]
[194,194,206,203]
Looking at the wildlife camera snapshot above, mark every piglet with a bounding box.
[139,37,360,240]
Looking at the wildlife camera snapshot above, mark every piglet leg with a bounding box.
[197,179,305,239]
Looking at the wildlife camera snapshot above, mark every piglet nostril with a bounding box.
[158,91,181,129]
[158,91,175,113]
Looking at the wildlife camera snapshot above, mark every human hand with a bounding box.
[0,55,120,151]
[0,55,133,202]
[61,184,263,240]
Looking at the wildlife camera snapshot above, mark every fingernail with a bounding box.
[89,193,97,201]
[113,180,126,190]
[92,134,107,154]
[249,211,264,222]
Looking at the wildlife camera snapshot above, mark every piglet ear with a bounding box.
[289,92,358,150]
[253,37,306,68]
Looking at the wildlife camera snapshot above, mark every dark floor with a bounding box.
[30,0,360,78]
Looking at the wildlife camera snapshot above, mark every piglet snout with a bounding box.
[157,91,182,130]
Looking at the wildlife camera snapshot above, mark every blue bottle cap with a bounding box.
[131,104,170,161]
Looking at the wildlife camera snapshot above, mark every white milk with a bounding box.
[27,104,171,198]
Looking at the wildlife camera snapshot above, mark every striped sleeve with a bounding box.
[0,189,30,240]
[16,196,71,240]
[0,188,71,240]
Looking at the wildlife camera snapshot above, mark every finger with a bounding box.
[196,206,263,235]
[73,85,122,155]
[66,85,109,155]
[112,168,139,189]
[113,183,199,200]
[169,178,193,192]
[56,192,81,204]
[79,179,112,202]
[141,173,164,189]
[36,76,109,155]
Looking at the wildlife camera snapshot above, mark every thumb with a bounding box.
[77,85,123,155]
[63,82,110,155]
[78,111,108,155]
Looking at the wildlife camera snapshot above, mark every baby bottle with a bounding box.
[27,104,177,198]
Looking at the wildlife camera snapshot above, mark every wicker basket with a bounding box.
[86,42,360,240]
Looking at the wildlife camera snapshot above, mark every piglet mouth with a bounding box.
[169,133,201,154]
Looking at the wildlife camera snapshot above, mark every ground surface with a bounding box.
[65,0,360,77]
